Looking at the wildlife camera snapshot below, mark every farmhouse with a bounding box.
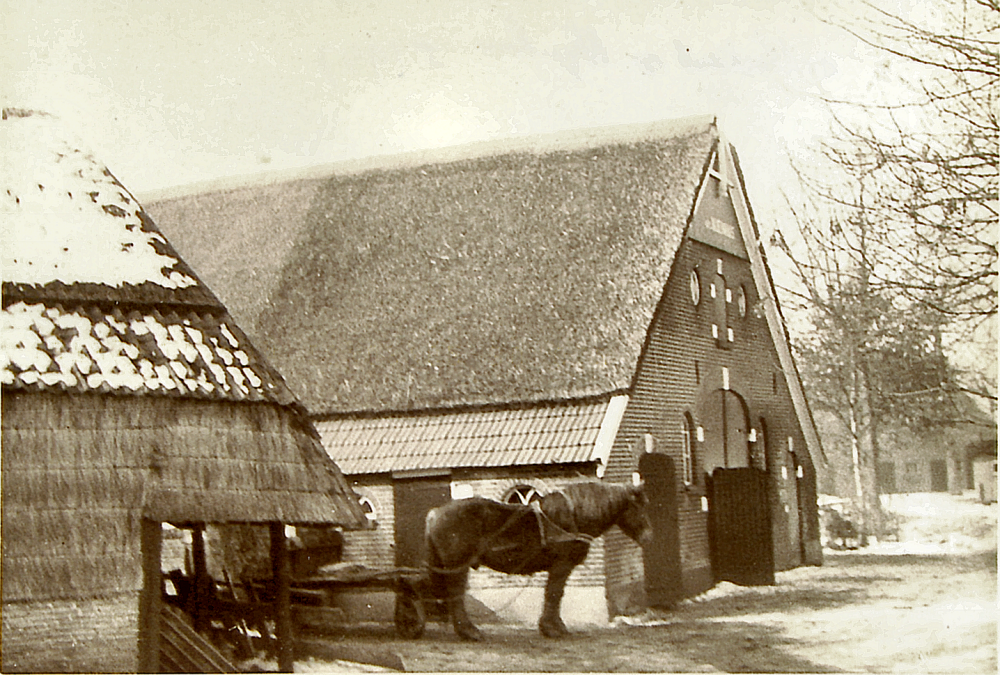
[0,109,368,672]
[149,115,823,622]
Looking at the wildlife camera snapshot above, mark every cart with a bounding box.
[291,566,434,639]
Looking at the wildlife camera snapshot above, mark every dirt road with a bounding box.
[291,547,995,673]
[284,493,996,673]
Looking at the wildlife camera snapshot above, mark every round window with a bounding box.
[690,270,701,305]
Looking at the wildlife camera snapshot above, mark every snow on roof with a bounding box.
[1,109,298,404]
[1,109,196,289]
[0,300,292,400]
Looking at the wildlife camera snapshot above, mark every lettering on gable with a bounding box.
[688,173,748,260]
[704,217,737,240]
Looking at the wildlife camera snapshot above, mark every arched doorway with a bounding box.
[700,389,750,475]
[700,389,774,586]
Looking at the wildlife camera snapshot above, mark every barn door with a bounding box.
[393,475,451,568]
[639,452,682,607]
[701,389,750,474]
[709,467,774,586]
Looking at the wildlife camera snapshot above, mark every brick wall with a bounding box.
[339,470,606,590]
[341,480,396,568]
[2,594,139,673]
[604,235,815,614]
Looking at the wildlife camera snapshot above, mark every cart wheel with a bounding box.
[394,586,425,639]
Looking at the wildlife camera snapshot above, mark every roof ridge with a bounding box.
[142,115,718,203]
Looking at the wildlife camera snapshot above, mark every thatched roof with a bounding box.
[1,108,368,529]
[148,116,718,415]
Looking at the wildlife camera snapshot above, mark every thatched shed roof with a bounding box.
[148,116,717,415]
[1,108,367,529]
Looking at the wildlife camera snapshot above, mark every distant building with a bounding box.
[814,394,996,498]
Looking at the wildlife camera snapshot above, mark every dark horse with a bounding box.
[425,480,651,640]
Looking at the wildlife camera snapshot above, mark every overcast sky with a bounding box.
[2,0,922,232]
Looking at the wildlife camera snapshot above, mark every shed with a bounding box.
[148,115,824,621]
[0,109,368,672]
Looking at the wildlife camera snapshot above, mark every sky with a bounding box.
[2,0,914,223]
[4,0,994,398]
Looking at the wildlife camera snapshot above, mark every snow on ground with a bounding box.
[869,491,998,555]
[290,491,997,672]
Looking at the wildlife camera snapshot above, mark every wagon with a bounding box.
[290,565,435,639]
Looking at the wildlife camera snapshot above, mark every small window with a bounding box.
[713,272,731,349]
[681,413,695,485]
[737,286,747,318]
[504,484,542,505]
[690,270,701,305]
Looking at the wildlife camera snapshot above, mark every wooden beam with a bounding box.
[191,523,209,634]
[270,522,294,672]
[138,518,162,673]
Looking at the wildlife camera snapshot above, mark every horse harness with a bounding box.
[428,491,595,577]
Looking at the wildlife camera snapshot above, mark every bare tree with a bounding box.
[771,0,997,536]
[801,0,998,321]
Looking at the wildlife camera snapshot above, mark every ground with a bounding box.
[270,492,997,673]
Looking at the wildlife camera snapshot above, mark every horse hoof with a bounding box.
[539,622,570,639]
[457,628,483,642]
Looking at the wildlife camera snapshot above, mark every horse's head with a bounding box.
[616,483,653,548]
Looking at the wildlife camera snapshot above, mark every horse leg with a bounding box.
[427,536,482,641]
[538,559,575,638]
[444,568,483,641]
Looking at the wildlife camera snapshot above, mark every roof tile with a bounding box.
[320,399,612,474]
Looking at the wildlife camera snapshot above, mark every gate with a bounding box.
[709,467,774,586]
[639,452,682,606]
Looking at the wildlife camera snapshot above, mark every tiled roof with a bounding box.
[1,301,293,403]
[315,399,613,474]
[149,116,717,414]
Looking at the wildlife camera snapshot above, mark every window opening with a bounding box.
[358,495,377,523]
[690,269,701,305]
[504,484,542,505]
[682,413,695,485]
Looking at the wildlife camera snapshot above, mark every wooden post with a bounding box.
[138,518,162,673]
[270,522,294,672]
[191,523,209,633]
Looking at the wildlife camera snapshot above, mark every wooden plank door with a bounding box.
[709,467,774,586]
[393,475,452,568]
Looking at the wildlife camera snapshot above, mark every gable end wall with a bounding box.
[603,237,815,616]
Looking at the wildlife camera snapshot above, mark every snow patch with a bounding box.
[1,112,196,289]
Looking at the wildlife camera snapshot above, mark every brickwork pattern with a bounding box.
[604,237,813,613]
[2,594,139,673]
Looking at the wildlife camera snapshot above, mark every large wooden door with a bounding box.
[393,475,451,568]
[639,452,682,607]
[701,390,750,475]
[709,467,774,586]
